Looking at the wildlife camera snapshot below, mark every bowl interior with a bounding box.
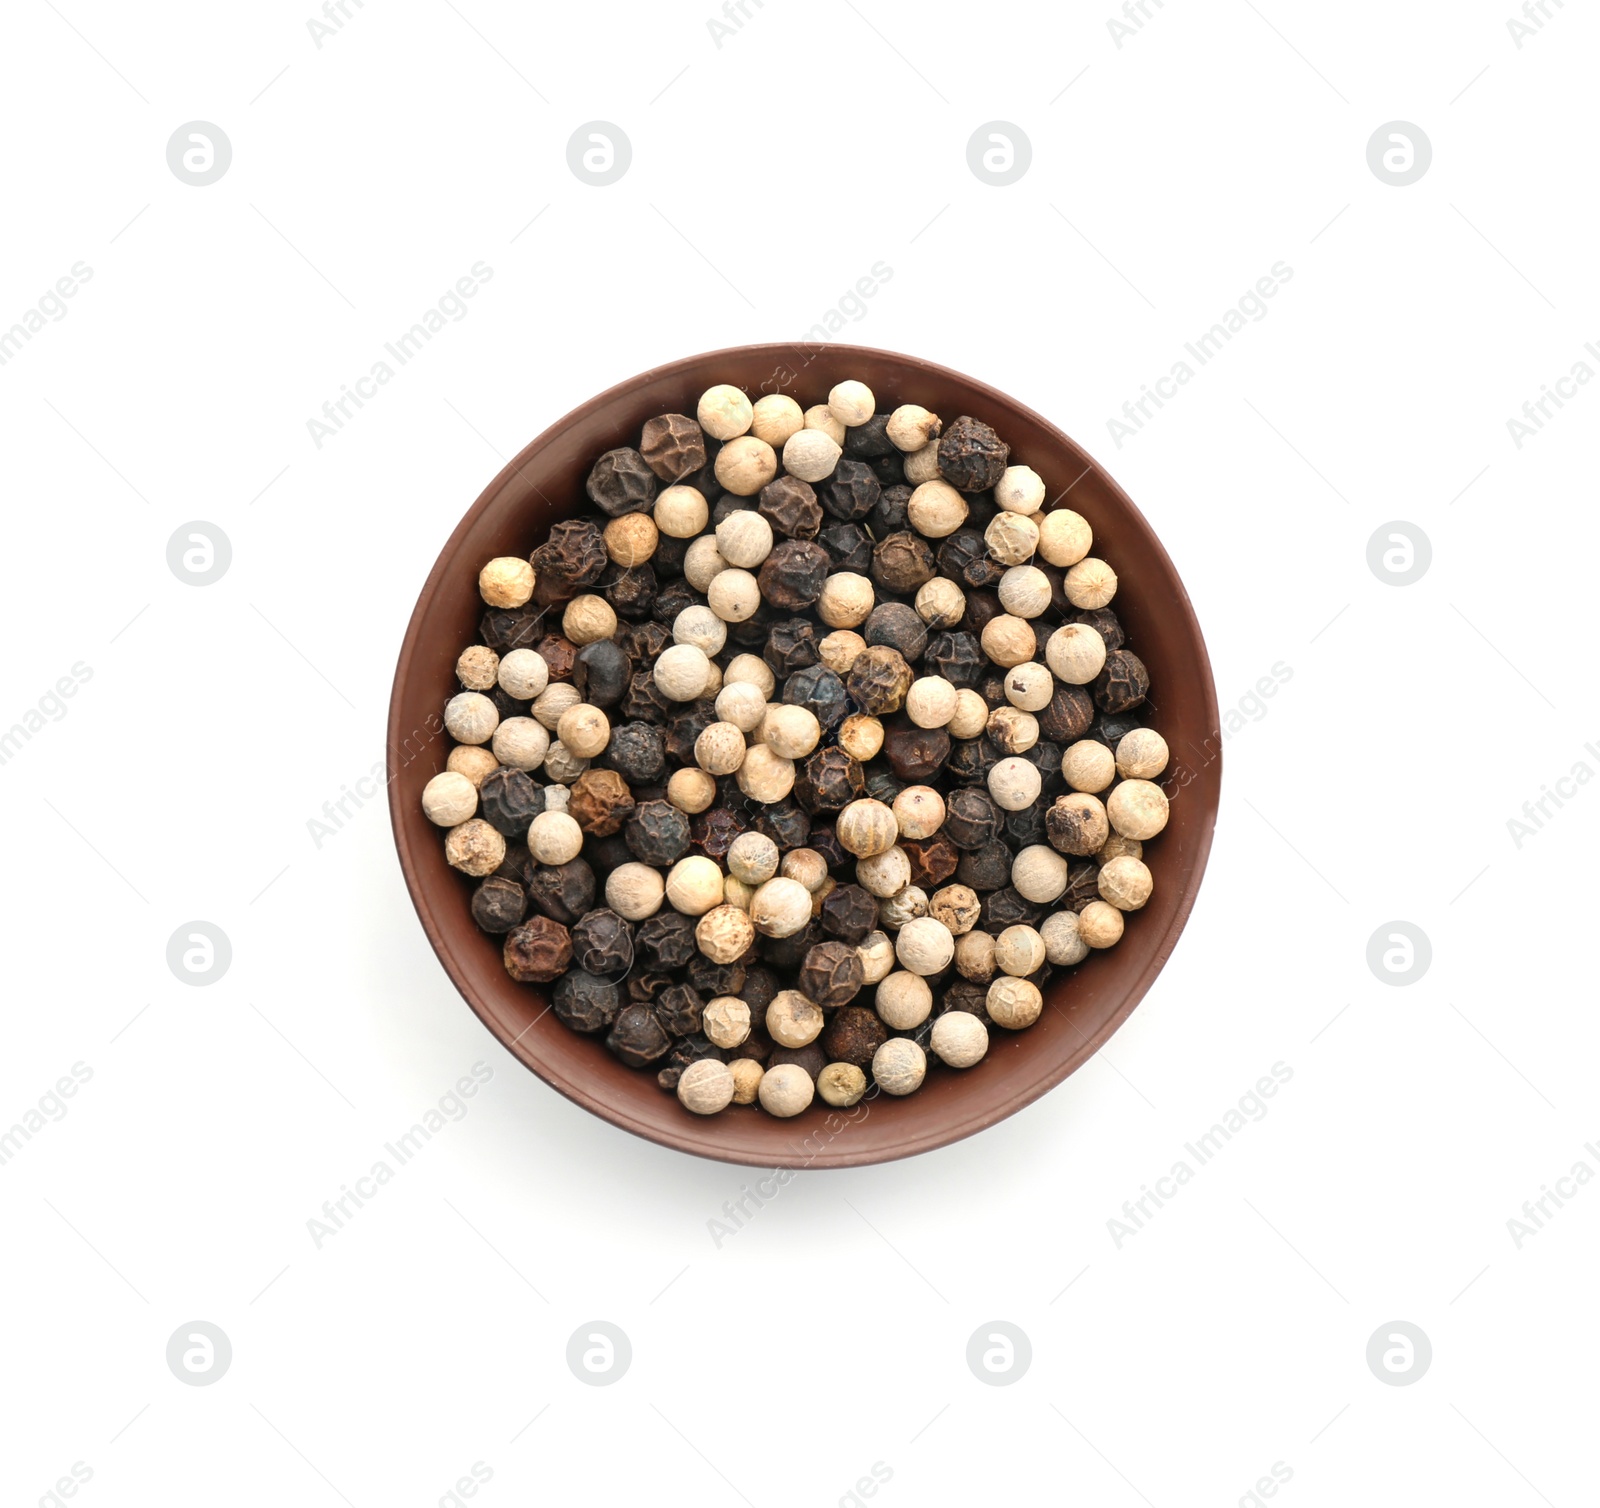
[387,343,1221,1168]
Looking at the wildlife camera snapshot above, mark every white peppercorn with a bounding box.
[980,615,1036,669]
[723,875,755,912]
[931,1011,989,1068]
[498,647,550,701]
[697,383,752,441]
[767,990,824,1048]
[606,861,667,921]
[1064,557,1118,609]
[856,845,912,898]
[563,594,617,646]
[703,996,752,1049]
[995,924,1046,977]
[999,565,1053,620]
[736,743,795,802]
[949,689,989,740]
[724,653,776,698]
[875,970,933,1029]
[447,744,499,788]
[655,643,712,702]
[714,510,774,569]
[1061,739,1116,793]
[444,691,499,745]
[667,855,727,916]
[780,847,830,894]
[668,767,718,814]
[654,484,710,539]
[871,1038,927,1095]
[817,572,876,628]
[985,511,1040,567]
[670,606,724,659]
[1042,909,1090,965]
[715,435,779,496]
[1106,779,1169,840]
[556,704,610,760]
[838,714,885,762]
[837,799,898,857]
[1097,833,1144,866]
[750,393,804,448]
[802,404,846,445]
[479,556,535,608]
[987,976,1043,1030]
[895,916,955,976]
[1046,623,1108,685]
[817,1062,867,1108]
[445,818,506,877]
[988,756,1042,812]
[892,785,946,840]
[1038,508,1093,567]
[905,676,958,729]
[879,884,929,929]
[903,440,942,485]
[907,480,967,538]
[456,644,500,690]
[819,630,868,674]
[422,770,478,826]
[542,784,570,814]
[1011,844,1069,904]
[677,1059,736,1115]
[532,682,580,731]
[683,535,730,591]
[994,465,1045,515]
[697,903,755,963]
[727,831,780,885]
[750,877,812,938]
[541,739,586,784]
[1098,855,1154,911]
[828,379,875,427]
[858,930,896,984]
[528,810,584,865]
[1078,900,1125,948]
[987,706,1039,755]
[762,704,821,759]
[729,1057,764,1105]
[886,404,941,451]
[703,566,760,624]
[783,428,843,483]
[758,1061,814,1117]
[1116,729,1170,780]
[930,883,981,935]
[1049,791,1109,854]
[492,716,550,772]
[914,577,966,629]
[604,512,658,567]
[955,928,996,982]
[1004,661,1055,712]
[695,721,747,776]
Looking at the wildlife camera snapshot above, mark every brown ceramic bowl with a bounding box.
[387,343,1220,1168]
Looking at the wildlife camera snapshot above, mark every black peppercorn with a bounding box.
[691,805,750,861]
[598,564,656,622]
[687,955,746,998]
[479,608,542,654]
[759,541,830,612]
[615,619,670,663]
[938,415,1010,491]
[652,532,690,578]
[651,577,701,628]
[570,908,634,976]
[742,965,781,1017]
[656,1034,726,1092]
[863,769,904,806]
[957,839,1012,892]
[1039,683,1095,745]
[754,798,811,852]
[871,531,937,595]
[535,634,577,682]
[820,1005,887,1067]
[944,787,1001,850]
[584,832,632,875]
[493,840,531,883]
[620,669,672,725]
[844,413,896,458]
[664,700,719,764]
[486,686,531,722]
[817,521,874,574]
[940,979,992,1025]
[947,736,998,787]
[846,645,913,716]
[1023,738,1065,797]
[1004,805,1049,850]
[767,1043,825,1080]
[759,475,823,540]
[759,920,821,972]
[938,529,1005,590]
[606,1003,672,1066]
[796,746,865,813]
[1092,710,1145,749]
[553,969,621,1033]
[626,971,671,1006]
[821,884,878,944]
[923,630,982,689]
[568,768,635,836]
[782,665,848,731]
[960,591,1006,642]
[478,768,544,838]
[819,458,881,521]
[586,447,658,516]
[602,721,666,784]
[764,617,820,677]
[980,887,1045,931]
[471,876,526,934]
[977,672,1009,710]
[809,823,847,871]
[654,982,705,1036]
[1074,607,1125,650]
[532,518,608,591]
[503,915,572,983]
[1065,861,1102,912]
[1094,650,1150,714]
[901,833,959,889]
[524,858,596,925]
[626,799,690,866]
[882,721,949,783]
[639,413,707,483]
[869,483,912,538]
[636,910,697,972]
[864,602,928,662]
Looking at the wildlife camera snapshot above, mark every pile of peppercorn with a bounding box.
[420,378,1171,1120]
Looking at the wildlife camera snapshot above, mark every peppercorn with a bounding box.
[617,799,685,867]
[477,767,544,837]
[943,786,1000,850]
[843,411,895,457]
[818,521,874,573]
[568,637,630,708]
[882,722,949,783]
[651,578,700,630]
[494,839,531,882]
[758,541,830,612]
[606,1003,671,1066]
[664,699,719,763]
[1094,649,1150,714]
[1073,606,1125,650]
[664,1044,732,1100]
[918,630,981,690]
[938,415,1010,491]
[938,530,1006,591]
[545,969,619,1035]
[1005,804,1049,852]
[1063,861,1102,912]
[523,856,596,925]
[753,797,812,853]
[687,955,746,999]
[652,533,690,578]
[980,887,1045,931]
[1038,683,1095,746]
[798,941,865,1009]
[821,1005,888,1067]
[623,909,689,973]
[649,981,703,1037]
[567,908,633,976]
[872,1037,927,1095]
[809,823,847,871]
[640,413,707,483]
[584,832,633,877]
[599,722,665,786]
[471,876,526,933]
[779,663,848,732]
[760,617,817,679]
[1045,792,1109,856]
[819,458,881,521]
[862,769,904,807]
[758,475,823,540]
[502,914,572,983]
[961,592,1007,644]
[766,1043,825,1081]
[480,607,543,654]
[531,519,607,593]
[940,978,992,1024]
[566,768,633,837]
[844,645,911,716]
[759,920,822,972]
[796,746,865,813]
[870,483,912,538]
[957,839,1012,892]
[821,883,878,944]
[586,447,658,516]
[900,832,960,889]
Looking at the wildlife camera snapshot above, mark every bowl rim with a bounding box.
[386,342,1221,1168]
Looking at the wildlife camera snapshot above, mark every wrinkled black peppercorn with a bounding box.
[938,415,1010,491]
[980,887,1045,930]
[637,910,697,972]
[1073,606,1125,650]
[620,669,673,725]
[819,459,881,521]
[945,786,1001,850]
[570,908,634,976]
[923,630,983,689]
[782,665,848,731]
[471,876,526,933]
[640,413,707,483]
[1094,650,1150,714]
[692,806,750,861]
[821,1006,888,1067]
[821,884,878,943]
[664,700,719,764]
[818,522,874,574]
[602,721,666,784]
[553,969,622,1033]
[478,768,544,838]
[480,608,543,654]
[654,982,705,1036]
[866,603,929,663]
[1039,683,1095,745]
[882,721,949,783]
[573,640,632,708]
[586,447,658,516]
[947,736,999,788]
[796,746,865,813]
[606,1003,672,1066]
[869,483,912,538]
[754,798,812,852]
[957,840,1013,892]
[938,530,1006,590]
[626,799,691,866]
[532,519,608,591]
[765,617,820,677]
[687,955,746,998]
[872,531,937,595]
[759,476,823,540]
[844,413,896,458]
[524,858,596,925]
[759,541,830,612]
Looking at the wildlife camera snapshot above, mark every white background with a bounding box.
[2,1,1596,1504]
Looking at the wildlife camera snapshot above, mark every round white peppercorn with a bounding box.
[1116,729,1170,780]
[762,705,822,760]
[456,644,500,690]
[702,660,725,701]
[697,903,755,963]
[702,996,752,1049]
[654,484,710,540]
[987,976,1043,1030]
[1004,661,1055,712]
[837,799,899,857]
[838,715,885,763]
[1046,624,1107,685]
[994,465,1046,515]
[1065,557,1118,609]
[980,615,1036,669]
[828,379,875,427]
[767,990,824,1048]
[1061,739,1116,793]
[879,885,929,930]
[445,818,505,877]
[905,676,957,729]
[444,692,499,745]
[556,704,610,760]
[447,744,499,788]
[857,930,896,984]
[988,756,1042,812]
[986,512,1041,570]
[895,916,955,976]
[1099,855,1154,911]
[724,653,777,697]
[667,855,726,916]
[532,682,580,731]
[694,721,747,776]
[1097,833,1144,866]
[995,924,1046,978]
[750,877,812,938]
[1038,508,1093,567]
[914,577,966,629]
[715,682,768,735]
[715,435,778,496]
[802,404,846,445]
[672,604,727,658]
[1078,900,1126,948]
[498,647,550,701]
[528,810,584,866]
[603,512,658,567]
[727,831,780,885]
[780,847,830,894]
[886,404,941,452]
[875,971,933,1029]
[683,535,730,591]
[668,767,718,814]
[606,862,666,921]
[999,565,1053,620]
[655,643,712,702]
[817,1062,867,1108]
[955,929,997,983]
[856,845,912,898]
[542,741,588,785]
[930,883,981,935]
[758,1061,814,1117]
[492,716,550,772]
[422,770,477,826]
[1042,909,1090,966]
[892,785,946,841]
[676,1059,735,1115]
[783,428,843,483]
[723,875,755,912]
[562,594,616,646]
[949,689,989,740]
[871,1038,927,1096]
[736,744,795,803]
[819,630,868,674]
[1107,779,1169,840]
[750,393,804,448]
[931,1011,989,1069]
[1012,845,1069,904]
[479,556,535,608]
[697,383,752,441]
[1051,792,1109,854]
[903,440,942,485]
[907,480,968,538]
[817,572,875,629]
[987,706,1039,756]
[714,510,774,569]
[729,1058,764,1105]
